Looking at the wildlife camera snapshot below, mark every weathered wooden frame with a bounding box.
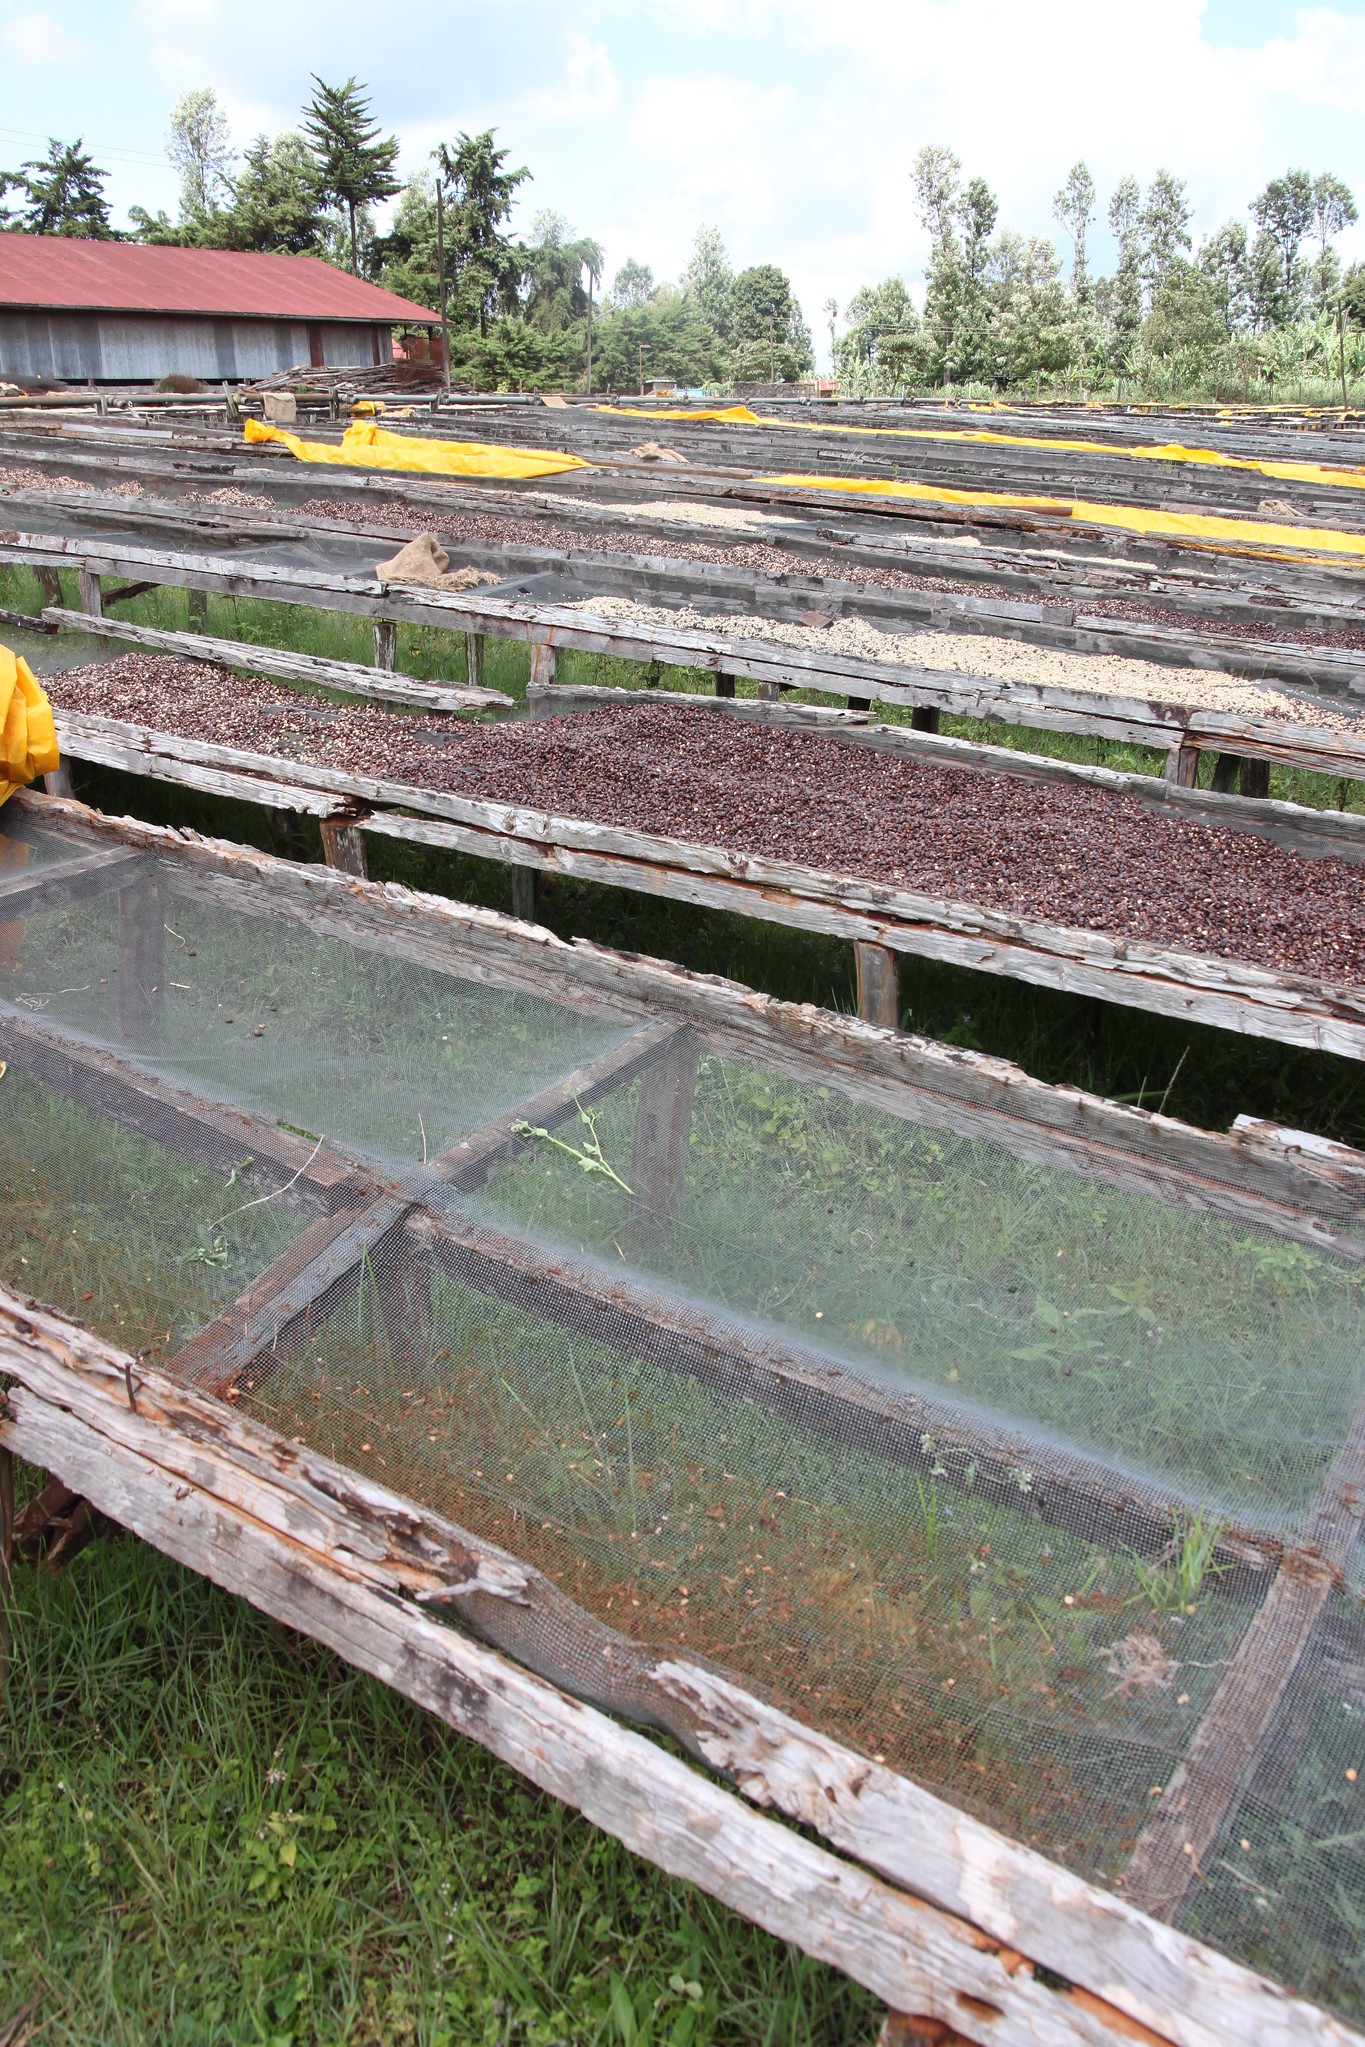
[6,796,1365,2044]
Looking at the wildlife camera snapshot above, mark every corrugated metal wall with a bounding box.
[0,312,389,382]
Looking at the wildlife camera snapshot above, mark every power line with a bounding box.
[0,125,170,170]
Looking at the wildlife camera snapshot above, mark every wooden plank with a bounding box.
[40,608,513,712]
[528,640,558,688]
[76,567,102,618]
[629,1027,699,1240]
[0,846,142,917]
[17,794,1365,1254]
[18,529,1365,777]
[171,1022,684,1393]
[372,618,397,672]
[856,942,901,1028]
[0,1001,360,1214]
[1123,1399,1365,1922]
[2,1293,1356,2047]
[319,816,368,878]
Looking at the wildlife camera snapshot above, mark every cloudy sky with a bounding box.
[4,0,1365,361]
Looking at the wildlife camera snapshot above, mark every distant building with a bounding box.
[0,237,438,385]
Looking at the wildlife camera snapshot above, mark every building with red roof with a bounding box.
[0,236,439,385]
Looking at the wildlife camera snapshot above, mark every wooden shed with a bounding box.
[0,236,438,384]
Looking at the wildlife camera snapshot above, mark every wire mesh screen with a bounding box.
[6,811,1365,2025]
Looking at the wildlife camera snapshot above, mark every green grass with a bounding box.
[0,1529,875,2047]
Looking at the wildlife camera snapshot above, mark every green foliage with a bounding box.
[436,129,529,337]
[590,289,725,391]
[727,263,813,372]
[2,137,115,237]
[167,87,235,228]
[213,132,327,256]
[302,75,401,275]
[680,226,733,345]
[0,1537,873,2046]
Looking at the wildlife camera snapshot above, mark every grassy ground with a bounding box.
[4,563,1365,2040]
[1,1531,873,2047]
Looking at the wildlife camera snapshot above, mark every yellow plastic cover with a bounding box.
[0,644,60,807]
[601,405,1365,491]
[245,417,591,480]
[760,471,1365,559]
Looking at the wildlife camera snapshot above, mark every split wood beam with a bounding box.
[168,1021,685,1395]
[1123,1396,1365,1921]
[2,1290,1357,2047]
[40,609,513,712]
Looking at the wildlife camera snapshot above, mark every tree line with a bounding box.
[0,81,813,394]
[4,86,1362,399]
[837,147,1364,400]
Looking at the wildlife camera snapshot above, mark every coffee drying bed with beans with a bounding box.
[293,495,1365,653]
[49,652,1365,987]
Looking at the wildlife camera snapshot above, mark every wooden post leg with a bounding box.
[528,642,558,691]
[1239,758,1270,800]
[629,1031,699,1242]
[715,673,735,699]
[510,865,540,923]
[320,816,369,878]
[35,567,61,608]
[78,568,103,619]
[187,588,209,630]
[1163,738,1200,787]
[117,874,164,1044]
[0,1442,12,1714]
[43,766,75,799]
[756,678,780,703]
[846,695,872,712]
[465,633,486,690]
[910,706,941,733]
[855,943,901,1030]
[373,619,397,671]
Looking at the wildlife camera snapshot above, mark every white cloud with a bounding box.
[3,9,87,61]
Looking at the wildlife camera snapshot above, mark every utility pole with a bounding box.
[768,314,775,382]
[1339,294,1350,412]
[638,339,647,395]
[585,261,595,393]
[435,168,451,397]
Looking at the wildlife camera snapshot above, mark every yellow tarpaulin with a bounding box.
[245,417,591,479]
[0,643,59,807]
[598,404,1365,491]
[760,471,1365,560]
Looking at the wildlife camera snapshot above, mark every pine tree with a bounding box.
[14,139,115,237]
[681,227,734,345]
[303,76,401,274]
[436,130,529,337]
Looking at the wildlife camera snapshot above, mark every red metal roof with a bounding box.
[0,237,437,323]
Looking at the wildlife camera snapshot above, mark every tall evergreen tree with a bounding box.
[13,139,116,237]
[1251,169,1315,318]
[681,226,733,344]
[1052,161,1096,300]
[303,76,400,274]
[167,88,235,227]
[910,145,964,384]
[1199,220,1252,334]
[436,130,529,337]
[1140,170,1193,305]
[1107,175,1144,374]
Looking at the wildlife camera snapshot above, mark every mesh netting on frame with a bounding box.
[5,805,1365,2025]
